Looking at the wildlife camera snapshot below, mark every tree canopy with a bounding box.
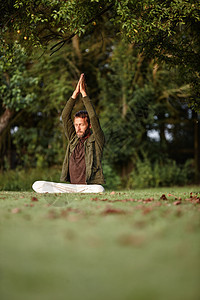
[0,0,199,185]
[1,0,200,110]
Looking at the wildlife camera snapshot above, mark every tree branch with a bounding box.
[50,2,115,55]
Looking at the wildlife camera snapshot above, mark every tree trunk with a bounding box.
[122,86,127,118]
[0,108,14,135]
[72,35,82,64]
[153,63,159,79]
[159,119,167,147]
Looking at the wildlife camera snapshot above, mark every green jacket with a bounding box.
[60,96,105,184]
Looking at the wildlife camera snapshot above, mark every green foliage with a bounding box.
[1,43,81,169]
[99,40,194,181]
[0,43,38,111]
[2,0,199,110]
[0,166,61,191]
[7,0,110,47]
[6,0,200,46]
[12,126,64,168]
[128,155,194,189]
[0,163,121,191]
[99,42,154,166]
[102,159,122,190]
[0,36,198,185]
[0,12,199,184]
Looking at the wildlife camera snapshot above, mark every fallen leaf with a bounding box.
[185,198,192,201]
[126,198,136,202]
[91,197,99,201]
[11,208,21,214]
[92,198,136,203]
[152,202,162,207]
[160,194,168,200]
[24,203,34,207]
[173,201,181,205]
[102,208,126,215]
[143,197,154,203]
[31,197,38,202]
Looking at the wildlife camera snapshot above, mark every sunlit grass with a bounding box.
[0,187,200,300]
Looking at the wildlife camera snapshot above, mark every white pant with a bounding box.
[32,181,105,193]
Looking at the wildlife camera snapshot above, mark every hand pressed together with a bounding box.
[72,73,87,99]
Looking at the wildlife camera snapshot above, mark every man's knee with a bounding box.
[92,185,105,193]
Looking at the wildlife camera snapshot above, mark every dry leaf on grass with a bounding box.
[11,208,21,214]
[110,191,116,195]
[102,207,126,215]
[173,201,182,205]
[31,197,38,202]
[160,194,168,200]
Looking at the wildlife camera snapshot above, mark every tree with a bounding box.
[0,42,38,168]
[0,43,38,131]
[0,8,116,170]
[1,0,200,110]
[3,26,115,169]
[1,1,199,184]
[98,40,199,181]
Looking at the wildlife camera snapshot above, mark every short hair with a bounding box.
[74,110,90,125]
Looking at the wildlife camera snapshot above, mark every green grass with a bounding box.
[0,186,200,300]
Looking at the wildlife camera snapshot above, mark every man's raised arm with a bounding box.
[79,74,105,147]
[61,76,82,140]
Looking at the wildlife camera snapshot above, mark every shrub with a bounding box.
[0,166,61,191]
[128,157,194,189]
[102,161,122,190]
[0,163,122,191]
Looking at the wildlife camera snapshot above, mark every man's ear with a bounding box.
[89,124,92,129]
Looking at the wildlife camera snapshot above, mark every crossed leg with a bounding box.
[32,181,105,193]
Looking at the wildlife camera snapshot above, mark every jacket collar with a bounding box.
[87,133,95,142]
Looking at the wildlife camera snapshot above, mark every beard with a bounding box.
[76,125,91,138]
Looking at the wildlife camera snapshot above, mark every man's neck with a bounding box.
[79,132,91,141]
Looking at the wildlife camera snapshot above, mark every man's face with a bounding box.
[74,117,91,138]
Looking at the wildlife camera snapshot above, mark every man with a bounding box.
[32,74,105,193]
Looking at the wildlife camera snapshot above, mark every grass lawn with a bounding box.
[0,186,200,300]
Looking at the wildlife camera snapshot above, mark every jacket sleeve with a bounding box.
[82,96,105,150]
[61,97,76,141]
